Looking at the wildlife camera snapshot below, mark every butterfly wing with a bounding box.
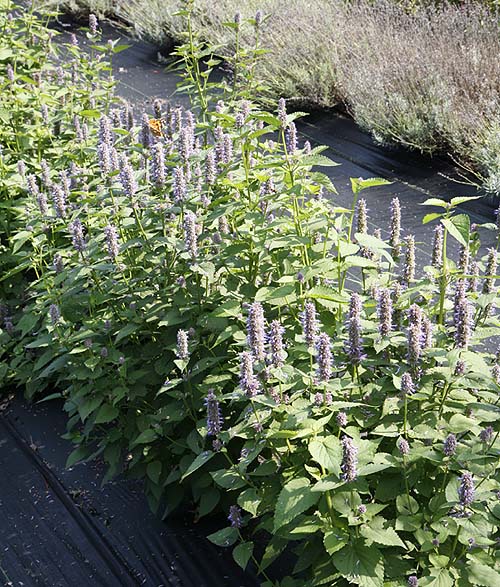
[148,118,163,138]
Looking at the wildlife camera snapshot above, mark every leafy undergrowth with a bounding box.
[2,4,500,586]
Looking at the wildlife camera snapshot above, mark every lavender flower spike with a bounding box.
[268,320,286,367]
[403,235,416,285]
[377,288,393,338]
[183,211,198,258]
[104,224,119,260]
[458,472,475,507]
[228,505,243,528]
[315,332,333,382]
[390,197,401,258]
[239,351,260,397]
[205,389,222,436]
[49,304,60,325]
[346,293,364,365]
[69,219,86,252]
[408,577,418,587]
[300,301,319,347]
[176,329,189,359]
[151,143,166,186]
[341,435,358,482]
[247,302,266,362]
[443,433,457,456]
[431,225,444,269]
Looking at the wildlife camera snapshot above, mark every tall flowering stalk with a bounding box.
[431,225,444,269]
[458,472,475,507]
[247,302,266,361]
[176,329,189,359]
[346,293,364,364]
[104,224,119,260]
[301,301,319,347]
[69,219,86,253]
[341,435,358,482]
[390,197,401,258]
[205,390,222,436]
[239,351,260,397]
[483,248,498,295]
[183,211,198,258]
[268,320,285,367]
[377,288,392,338]
[151,143,166,186]
[315,332,333,382]
[402,235,416,285]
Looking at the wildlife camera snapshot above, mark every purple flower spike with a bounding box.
[205,389,222,437]
[247,302,266,362]
[228,505,243,529]
[315,332,333,382]
[239,351,260,397]
[341,435,358,482]
[346,293,364,365]
[300,301,319,347]
[268,320,285,367]
[458,472,475,507]
[176,329,189,360]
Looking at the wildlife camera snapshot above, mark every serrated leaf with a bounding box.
[421,198,448,208]
[237,488,260,516]
[309,436,342,475]
[441,215,470,247]
[94,403,119,424]
[351,177,392,194]
[332,541,384,587]
[360,525,406,548]
[468,563,500,586]
[181,451,214,480]
[273,478,319,532]
[207,527,238,547]
[324,531,348,555]
[233,542,253,570]
[147,460,162,484]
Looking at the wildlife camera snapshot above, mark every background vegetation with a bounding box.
[38,0,500,195]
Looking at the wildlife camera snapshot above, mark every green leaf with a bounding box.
[298,154,340,168]
[421,198,448,208]
[273,478,319,532]
[419,568,454,587]
[450,196,481,207]
[351,177,392,194]
[309,436,342,475]
[198,487,220,517]
[94,403,119,424]
[233,542,253,570]
[441,214,470,247]
[423,213,442,224]
[332,541,384,587]
[360,524,406,548]
[66,445,91,468]
[207,527,238,547]
[181,451,214,480]
[324,531,348,555]
[468,563,500,586]
[147,460,162,484]
[132,429,157,446]
[237,488,261,516]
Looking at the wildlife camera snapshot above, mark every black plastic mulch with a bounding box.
[0,398,260,587]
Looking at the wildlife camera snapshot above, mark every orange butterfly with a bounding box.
[148,118,164,137]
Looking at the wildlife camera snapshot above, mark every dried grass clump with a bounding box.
[37,0,500,192]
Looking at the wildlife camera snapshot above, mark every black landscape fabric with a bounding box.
[0,398,260,587]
